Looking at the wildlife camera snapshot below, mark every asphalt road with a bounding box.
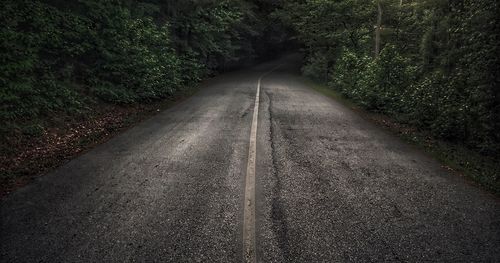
[1,55,499,262]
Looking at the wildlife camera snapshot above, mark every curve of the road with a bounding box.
[1,55,499,262]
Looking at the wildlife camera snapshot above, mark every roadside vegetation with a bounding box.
[1,0,498,195]
[278,0,499,193]
[0,0,288,195]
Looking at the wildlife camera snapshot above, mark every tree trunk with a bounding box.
[375,0,382,58]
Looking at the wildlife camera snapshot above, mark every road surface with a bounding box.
[1,55,499,262]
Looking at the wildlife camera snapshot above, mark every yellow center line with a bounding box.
[243,64,281,263]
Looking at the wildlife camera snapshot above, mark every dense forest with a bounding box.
[0,0,287,137]
[1,1,499,191]
[279,0,499,158]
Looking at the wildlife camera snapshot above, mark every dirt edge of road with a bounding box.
[0,87,200,199]
[302,76,500,197]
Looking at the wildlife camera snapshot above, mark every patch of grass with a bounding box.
[302,77,500,196]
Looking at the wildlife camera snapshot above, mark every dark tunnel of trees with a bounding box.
[1,0,499,190]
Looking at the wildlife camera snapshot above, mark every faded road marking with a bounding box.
[243,65,281,263]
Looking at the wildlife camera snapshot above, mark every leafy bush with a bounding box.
[282,0,500,156]
[333,46,415,113]
[1,0,287,138]
[0,1,86,132]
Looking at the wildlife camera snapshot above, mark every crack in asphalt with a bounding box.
[2,55,499,262]
[265,90,292,260]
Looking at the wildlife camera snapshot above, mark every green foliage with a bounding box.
[0,1,86,133]
[0,0,287,137]
[333,45,415,113]
[281,0,500,156]
[302,51,332,83]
